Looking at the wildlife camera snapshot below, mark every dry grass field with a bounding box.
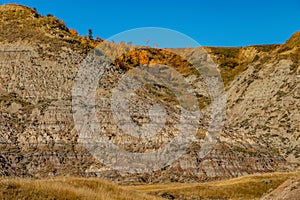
[125,171,300,200]
[0,171,299,199]
[0,177,163,200]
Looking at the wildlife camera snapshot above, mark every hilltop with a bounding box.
[0,4,100,52]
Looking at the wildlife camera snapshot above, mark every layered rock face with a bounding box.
[0,4,95,177]
[0,4,298,183]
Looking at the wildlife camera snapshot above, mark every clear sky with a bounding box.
[1,0,300,47]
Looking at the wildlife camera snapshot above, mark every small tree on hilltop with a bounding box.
[88,29,93,40]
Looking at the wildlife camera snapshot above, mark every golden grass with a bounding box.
[0,177,163,200]
[0,172,299,199]
[285,31,300,48]
[125,171,300,200]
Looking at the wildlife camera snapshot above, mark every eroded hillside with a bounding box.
[0,4,298,184]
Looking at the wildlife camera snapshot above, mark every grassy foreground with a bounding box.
[0,172,299,200]
[0,177,162,200]
[126,171,300,200]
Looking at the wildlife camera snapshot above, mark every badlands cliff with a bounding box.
[0,4,298,184]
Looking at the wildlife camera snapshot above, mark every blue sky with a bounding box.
[1,0,300,47]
